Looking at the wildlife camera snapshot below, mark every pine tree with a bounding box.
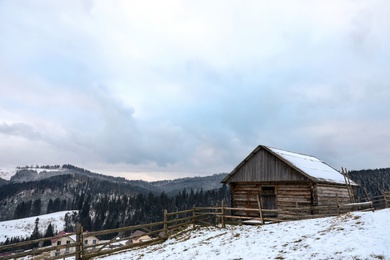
[43,223,55,247]
[30,218,41,248]
[31,199,41,216]
[47,199,54,214]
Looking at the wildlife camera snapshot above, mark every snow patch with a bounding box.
[0,211,77,243]
[0,169,17,181]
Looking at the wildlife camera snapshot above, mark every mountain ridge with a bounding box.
[0,164,228,222]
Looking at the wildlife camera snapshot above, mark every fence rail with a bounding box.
[1,193,389,259]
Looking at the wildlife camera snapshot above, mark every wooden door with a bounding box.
[261,186,277,217]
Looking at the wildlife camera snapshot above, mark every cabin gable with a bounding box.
[226,148,309,183]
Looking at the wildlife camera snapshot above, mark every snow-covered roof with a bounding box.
[222,145,356,185]
[267,147,356,185]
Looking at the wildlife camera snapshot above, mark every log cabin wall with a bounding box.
[230,182,313,218]
[315,184,351,206]
[276,182,313,218]
[230,182,261,217]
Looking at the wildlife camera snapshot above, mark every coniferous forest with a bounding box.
[0,165,230,242]
[0,166,230,249]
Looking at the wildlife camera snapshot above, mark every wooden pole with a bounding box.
[163,209,168,238]
[256,195,264,225]
[363,187,370,202]
[344,168,356,203]
[221,199,225,228]
[336,194,340,215]
[342,167,353,203]
[192,206,196,230]
[75,223,82,260]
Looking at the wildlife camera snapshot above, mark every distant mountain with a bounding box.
[151,173,228,195]
[9,164,148,185]
[6,165,227,194]
[0,164,228,222]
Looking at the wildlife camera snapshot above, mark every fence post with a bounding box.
[163,209,168,238]
[221,199,225,228]
[336,194,340,215]
[192,206,196,230]
[385,192,390,208]
[75,223,83,260]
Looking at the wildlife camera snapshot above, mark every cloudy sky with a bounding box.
[1,1,390,181]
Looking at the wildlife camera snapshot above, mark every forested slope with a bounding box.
[349,168,390,198]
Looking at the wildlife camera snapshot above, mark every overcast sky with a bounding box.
[1,1,390,181]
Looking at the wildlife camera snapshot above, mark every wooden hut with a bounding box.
[222,145,358,219]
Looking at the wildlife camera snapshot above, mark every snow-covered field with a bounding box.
[0,210,76,243]
[1,209,389,259]
[98,209,390,260]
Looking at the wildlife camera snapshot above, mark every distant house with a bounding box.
[50,231,76,257]
[222,145,358,219]
[82,231,100,250]
[50,231,99,257]
[128,230,152,244]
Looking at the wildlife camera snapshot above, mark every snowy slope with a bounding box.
[98,209,390,260]
[0,168,16,181]
[0,210,77,243]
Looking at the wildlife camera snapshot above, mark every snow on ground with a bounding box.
[98,209,390,260]
[0,211,77,243]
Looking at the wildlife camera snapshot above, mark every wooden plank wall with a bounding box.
[231,183,260,217]
[228,149,308,183]
[315,184,351,206]
[313,184,352,215]
[230,182,354,219]
[230,182,313,218]
[277,184,312,218]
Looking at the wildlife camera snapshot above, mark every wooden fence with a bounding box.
[1,195,388,260]
[384,192,390,208]
[0,207,213,260]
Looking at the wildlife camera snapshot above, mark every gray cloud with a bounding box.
[0,123,42,140]
[1,1,390,179]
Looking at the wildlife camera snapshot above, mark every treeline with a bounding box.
[14,198,71,219]
[1,174,152,221]
[10,181,230,231]
[73,185,230,233]
[16,165,61,170]
[349,168,390,198]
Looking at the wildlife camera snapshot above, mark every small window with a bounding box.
[92,239,97,244]
[66,240,71,244]
[55,249,60,256]
[57,241,61,246]
[84,240,88,245]
[262,186,275,195]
